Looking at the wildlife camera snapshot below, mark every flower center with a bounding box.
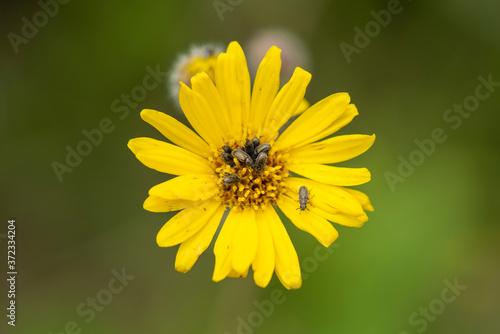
[210,138,288,211]
[183,54,218,84]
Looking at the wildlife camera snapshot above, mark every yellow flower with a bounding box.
[128,41,375,289]
[168,44,221,101]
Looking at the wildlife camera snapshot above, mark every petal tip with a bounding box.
[127,138,142,154]
[140,108,158,117]
[283,278,302,290]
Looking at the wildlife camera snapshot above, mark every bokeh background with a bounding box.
[1,0,500,333]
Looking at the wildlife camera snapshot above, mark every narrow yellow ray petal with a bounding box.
[213,209,238,282]
[312,205,368,228]
[311,103,359,145]
[143,196,195,213]
[292,98,310,117]
[249,46,281,134]
[279,195,339,247]
[175,205,226,273]
[140,109,209,157]
[252,210,275,288]
[263,206,302,290]
[287,163,371,186]
[179,82,225,147]
[284,179,368,228]
[288,134,376,164]
[148,174,218,202]
[284,177,366,218]
[213,251,233,282]
[261,68,311,142]
[341,187,374,211]
[156,200,221,247]
[128,136,163,153]
[274,93,350,152]
[227,42,251,132]
[191,72,231,139]
[128,137,212,175]
[231,210,258,275]
[227,267,249,278]
[215,53,242,139]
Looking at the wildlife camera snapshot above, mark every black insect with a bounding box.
[222,145,233,154]
[244,139,255,159]
[223,174,240,186]
[251,137,260,148]
[253,152,267,174]
[298,186,310,211]
[231,147,254,167]
[203,46,219,58]
[254,143,271,156]
[221,152,235,167]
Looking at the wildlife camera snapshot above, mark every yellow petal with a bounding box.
[227,267,249,278]
[213,209,238,282]
[226,42,251,132]
[128,137,213,175]
[175,205,226,273]
[274,93,350,152]
[341,187,374,211]
[292,98,310,117]
[312,205,368,228]
[249,46,281,134]
[288,134,376,164]
[179,81,225,147]
[140,109,209,157]
[279,195,339,247]
[263,206,302,289]
[284,177,366,218]
[261,67,311,142]
[287,163,371,186]
[149,174,218,202]
[252,210,275,288]
[311,103,359,145]
[156,200,221,247]
[231,209,258,276]
[143,196,194,212]
[215,53,242,139]
[191,72,231,139]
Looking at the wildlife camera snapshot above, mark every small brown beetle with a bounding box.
[221,152,235,167]
[298,186,310,211]
[223,174,240,186]
[231,147,254,167]
[253,152,267,174]
[255,143,271,156]
[244,139,255,159]
[251,137,260,148]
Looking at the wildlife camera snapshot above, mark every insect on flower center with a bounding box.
[210,137,288,211]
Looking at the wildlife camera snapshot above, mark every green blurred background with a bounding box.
[1,0,499,333]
